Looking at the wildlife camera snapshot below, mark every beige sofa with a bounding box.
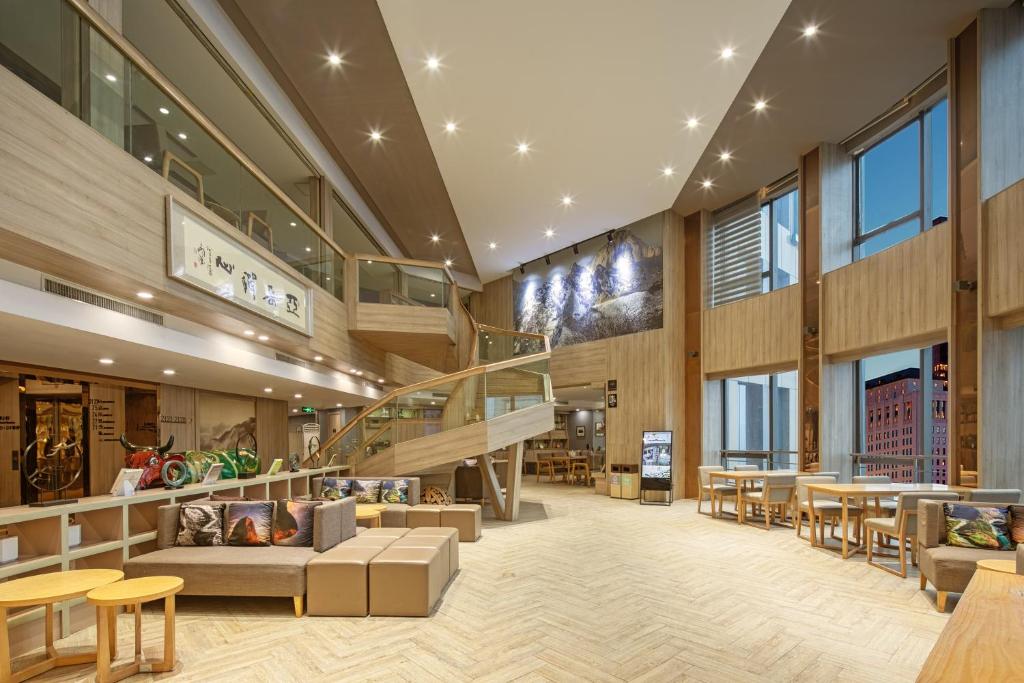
[124,497,357,617]
[918,500,1023,611]
[311,476,420,527]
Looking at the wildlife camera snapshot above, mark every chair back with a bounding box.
[763,473,797,503]
[853,475,891,484]
[698,465,723,487]
[733,464,760,472]
[895,492,960,536]
[795,475,836,506]
[966,489,1021,504]
[817,471,840,479]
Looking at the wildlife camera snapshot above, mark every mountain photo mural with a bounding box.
[514,213,663,348]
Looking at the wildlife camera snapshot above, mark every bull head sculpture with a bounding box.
[119,434,174,454]
[119,434,178,489]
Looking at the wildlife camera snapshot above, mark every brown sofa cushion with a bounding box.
[313,497,356,551]
[124,545,316,597]
[1010,505,1024,545]
[919,544,1008,593]
[157,504,181,550]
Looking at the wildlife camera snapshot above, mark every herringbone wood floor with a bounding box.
[31,482,950,682]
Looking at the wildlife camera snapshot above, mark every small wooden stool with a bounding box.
[86,576,183,683]
[0,568,123,683]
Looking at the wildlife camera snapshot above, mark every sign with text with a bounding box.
[167,197,313,335]
[640,431,672,492]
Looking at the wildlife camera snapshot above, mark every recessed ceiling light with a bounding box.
[289,221,297,227]
[257,334,269,341]
[369,130,382,143]
[802,24,818,38]
[177,132,187,140]
[686,117,699,130]
[720,46,735,60]
[356,371,363,376]
[430,234,440,243]
[313,355,323,362]
[158,107,170,115]
[327,53,343,66]
[430,401,436,405]
[719,151,732,162]
[336,403,343,407]
[425,55,441,71]
[544,228,555,238]
[701,179,713,189]
[367,260,373,265]
[136,291,154,300]
[378,378,384,383]
[292,408,298,413]
[430,292,436,298]
[264,387,273,393]
[516,142,531,155]
[163,369,175,376]
[488,241,497,250]
[143,155,153,163]
[443,258,453,267]
[305,246,311,252]
[294,393,302,399]
[105,73,117,83]
[561,195,574,207]
[754,100,767,111]
[444,121,457,133]
[243,329,255,336]
[99,358,114,365]
[662,166,675,177]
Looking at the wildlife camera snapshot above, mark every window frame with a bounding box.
[760,181,799,292]
[721,370,798,456]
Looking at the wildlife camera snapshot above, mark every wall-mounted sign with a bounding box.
[301,406,316,414]
[607,379,617,391]
[167,197,313,336]
[607,393,617,408]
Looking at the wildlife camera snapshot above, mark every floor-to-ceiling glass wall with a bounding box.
[723,370,798,469]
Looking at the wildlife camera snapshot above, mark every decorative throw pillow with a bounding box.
[1009,505,1024,545]
[319,477,352,500]
[352,479,383,504]
[421,485,452,506]
[944,503,1013,550]
[273,499,322,546]
[225,501,274,546]
[176,502,225,546]
[381,479,410,504]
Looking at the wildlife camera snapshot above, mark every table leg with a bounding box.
[737,483,745,524]
[841,496,850,559]
[0,606,10,683]
[96,606,111,683]
[155,595,176,673]
[134,604,142,660]
[808,489,816,547]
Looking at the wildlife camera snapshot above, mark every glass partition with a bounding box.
[0,0,345,301]
[357,258,448,307]
[477,327,546,363]
[484,358,551,419]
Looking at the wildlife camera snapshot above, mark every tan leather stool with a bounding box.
[406,505,442,528]
[405,527,460,576]
[342,536,397,549]
[390,536,450,578]
[358,527,411,539]
[369,547,445,617]
[440,504,482,541]
[307,545,382,617]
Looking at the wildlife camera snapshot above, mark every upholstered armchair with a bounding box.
[742,473,796,529]
[697,465,736,516]
[865,491,959,577]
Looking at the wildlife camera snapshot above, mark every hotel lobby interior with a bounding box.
[0,0,1022,681]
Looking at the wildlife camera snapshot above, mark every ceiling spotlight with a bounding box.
[443,258,453,267]
[158,107,170,115]
[136,291,154,300]
[425,55,441,71]
[356,371,363,376]
[686,117,699,130]
[264,387,273,393]
[802,24,818,38]
[313,355,323,362]
[488,241,497,250]
[292,408,298,413]
[519,264,525,274]
[143,155,153,163]
[163,369,175,376]
[177,132,187,140]
[294,393,302,399]
[516,142,531,155]
[701,179,713,189]
[105,73,117,83]
[243,329,255,336]
[336,403,343,407]
[327,53,343,66]
[561,195,574,207]
[719,151,732,162]
[544,228,555,238]
[662,166,675,177]
[304,246,311,252]
[606,231,614,243]
[444,121,457,133]
[290,221,297,227]
[377,378,385,383]
[99,358,114,365]
[257,334,269,341]
[369,130,383,143]
[720,46,735,60]
[543,255,551,266]
[430,234,440,243]
[572,244,579,255]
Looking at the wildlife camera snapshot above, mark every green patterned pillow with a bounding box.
[352,479,382,503]
[943,503,1013,550]
[319,477,352,500]
[381,479,410,504]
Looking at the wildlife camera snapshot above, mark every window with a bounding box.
[855,99,948,259]
[330,191,384,256]
[723,370,798,466]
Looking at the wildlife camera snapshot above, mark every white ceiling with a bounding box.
[378,0,790,282]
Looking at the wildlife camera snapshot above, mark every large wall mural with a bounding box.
[514,213,663,348]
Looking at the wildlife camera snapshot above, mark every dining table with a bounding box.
[707,470,810,523]
[805,482,972,559]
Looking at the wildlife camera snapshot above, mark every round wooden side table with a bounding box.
[356,503,387,528]
[86,576,184,683]
[0,568,124,683]
[976,558,1018,574]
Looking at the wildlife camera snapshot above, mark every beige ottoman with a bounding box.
[406,504,442,528]
[359,527,411,539]
[369,547,445,617]
[441,504,482,542]
[391,536,450,579]
[405,527,460,576]
[342,535,398,549]
[307,545,382,616]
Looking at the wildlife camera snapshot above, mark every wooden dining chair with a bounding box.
[570,460,589,485]
[794,475,863,545]
[741,473,796,529]
[698,465,735,516]
[853,475,898,515]
[536,456,554,482]
[865,491,959,577]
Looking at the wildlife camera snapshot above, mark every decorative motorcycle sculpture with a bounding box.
[120,434,178,489]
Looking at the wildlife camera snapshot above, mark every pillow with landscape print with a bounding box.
[1009,505,1024,545]
[225,501,274,546]
[943,503,1013,550]
[176,502,225,546]
[319,477,352,501]
[352,479,382,504]
[381,479,410,504]
[273,499,322,546]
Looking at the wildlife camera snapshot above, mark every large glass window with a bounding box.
[855,99,948,259]
[331,192,384,256]
[764,188,799,290]
[723,370,798,466]
[856,343,949,483]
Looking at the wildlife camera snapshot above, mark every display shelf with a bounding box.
[290,477,310,497]
[243,482,269,499]
[0,553,62,580]
[128,539,157,558]
[268,477,290,500]
[67,539,122,561]
[70,547,122,571]
[128,531,158,545]
[71,506,122,547]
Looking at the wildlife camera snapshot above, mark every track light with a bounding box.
[544,255,551,266]
[572,244,579,255]
[519,264,525,275]
[606,231,614,243]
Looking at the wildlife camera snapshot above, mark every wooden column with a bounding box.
[0,378,20,507]
[255,398,289,472]
[798,149,822,472]
[682,211,703,495]
[87,384,125,495]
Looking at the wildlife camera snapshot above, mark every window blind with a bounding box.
[707,195,763,307]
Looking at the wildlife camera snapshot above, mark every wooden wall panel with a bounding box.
[800,147,822,471]
[983,178,1024,321]
[979,326,1024,488]
[979,5,1024,201]
[384,353,442,387]
[159,384,196,452]
[255,397,288,471]
[606,331,666,468]
[682,212,703,496]
[0,379,20,507]
[124,389,158,445]
[820,143,854,274]
[701,286,800,377]
[470,276,514,329]
[549,338,610,389]
[87,384,124,495]
[822,223,950,360]
[662,211,687,497]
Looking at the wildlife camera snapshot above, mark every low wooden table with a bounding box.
[87,576,184,683]
[356,503,388,528]
[917,566,1024,682]
[805,482,970,559]
[0,568,124,683]
[976,558,1018,574]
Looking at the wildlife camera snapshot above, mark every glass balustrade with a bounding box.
[0,0,344,301]
[477,326,547,363]
[357,258,449,308]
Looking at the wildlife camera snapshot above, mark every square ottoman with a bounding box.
[369,547,445,617]
[440,504,482,542]
[307,545,383,616]
[406,504,442,528]
[405,527,460,576]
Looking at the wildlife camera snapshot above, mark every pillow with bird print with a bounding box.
[176,502,225,546]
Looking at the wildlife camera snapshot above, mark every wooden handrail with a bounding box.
[354,253,456,283]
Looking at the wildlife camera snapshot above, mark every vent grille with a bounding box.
[43,278,164,325]
[275,353,311,369]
